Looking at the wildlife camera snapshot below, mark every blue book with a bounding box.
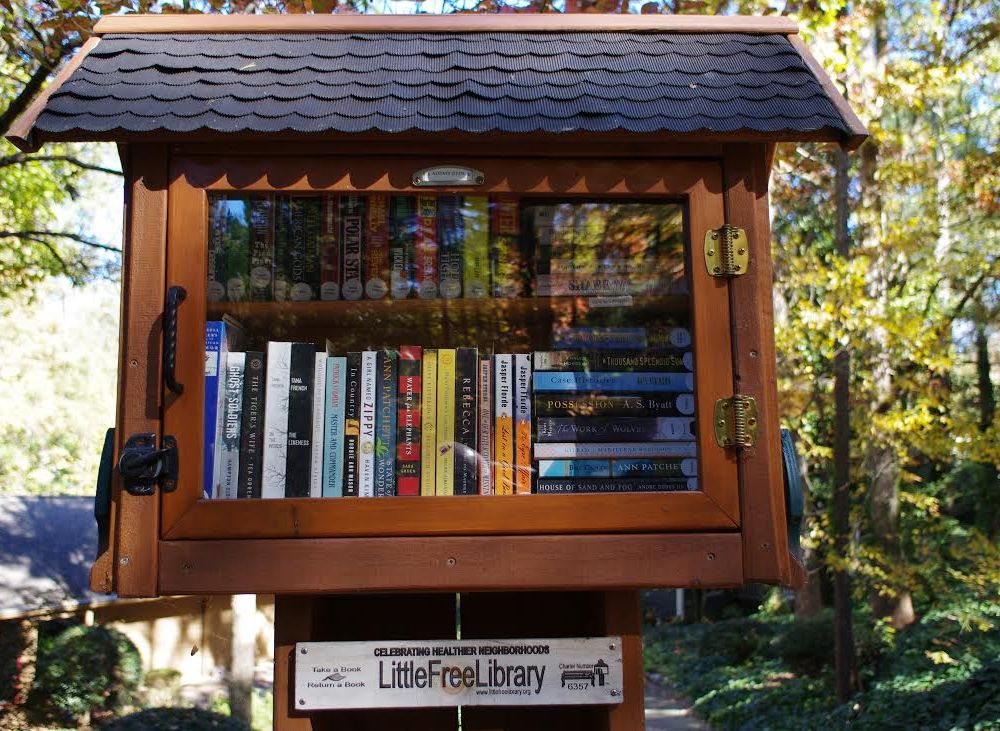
[537,459,611,478]
[531,371,694,393]
[323,356,348,497]
[203,321,229,498]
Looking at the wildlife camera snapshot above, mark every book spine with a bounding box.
[535,416,695,442]
[478,358,493,495]
[272,196,291,301]
[364,193,390,299]
[342,352,362,497]
[532,441,698,460]
[223,196,250,302]
[374,349,398,497]
[304,197,322,301]
[309,352,327,497]
[204,322,224,497]
[238,351,266,499]
[611,458,698,479]
[358,350,378,497]
[533,393,696,418]
[532,351,694,372]
[435,349,456,496]
[414,195,439,299]
[340,195,365,301]
[389,195,415,299]
[288,198,317,301]
[490,196,523,297]
[535,478,698,494]
[552,326,647,350]
[531,371,694,393]
[514,353,532,495]
[462,196,490,298]
[285,343,316,497]
[211,324,232,498]
[323,356,347,497]
[206,195,227,302]
[396,346,422,497]
[438,195,463,299]
[537,459,611,478]
[249,196,274,301]
[420,350,438,496]
[493,354,515,495]
[529,205,555,279]
[454,348,479,495]
[262,341,291,498]
[319,194,341,301]
[219,352,245,499]
[535,274,680,297]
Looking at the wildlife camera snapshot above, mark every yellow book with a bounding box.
[420,350,438,496]
[514,354,532,495]
[462,196,490,299]
[435,349,456,496]
[493,354,515,495]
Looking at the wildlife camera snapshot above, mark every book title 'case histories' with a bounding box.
[9,12,866,730]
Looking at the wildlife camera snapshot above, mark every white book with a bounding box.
[309,352,327,498]
[262,342,292,498]
[479,359,492,496]
[532,441,698,460]
[358,350,378,497]
[217,352,245,499]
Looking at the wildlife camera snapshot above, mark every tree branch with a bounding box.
[0,230,122,253]
[0,153,123,177]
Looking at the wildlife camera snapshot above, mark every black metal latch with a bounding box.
[118,433,179,496]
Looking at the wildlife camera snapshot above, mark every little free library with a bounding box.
[8,12,866,730]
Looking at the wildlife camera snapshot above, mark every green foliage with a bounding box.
[29,623,142,725]
[697,618,773,666]
[104,707,251,731]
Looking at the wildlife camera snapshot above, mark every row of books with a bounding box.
[207,194,686,304]
[204,324,699,499]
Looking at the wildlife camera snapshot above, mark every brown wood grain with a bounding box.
[601,591,645,731]
[112,144,169,598]
[722,143,798,587]
[95,13,799,35]
[274,595,316,731]
[159,534,743,594]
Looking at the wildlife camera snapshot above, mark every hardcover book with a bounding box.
[396,346,422,497]
[611,458,698,478]
[438,195,463,299]
[514,353,532,495]
[534,393,696,418]
[249,197,274,301]
[435,349,456,496]
[340,195,365,300]
[287,197,321,302]
[284,343,316,497]
[309,352,327,497]
[462,196,490,298]
[237,351,266,499]
[415,195,439,299]
[493,354,515,495]
[478,358,493,495]
[536,459,611,478]
[218,351,245,499]
[390,196,416,299]
[323,356,347,497]
[272,196,291,301]
[262,341,292,498]
[364,194,391,299]
[535,416,696,442]
[374,349,399,497]
[531,371,694,393]
[490,197,524,298]
[535,477,698,493]
[204,321,231,498]
[358,350,378,497]
[532,351,694,372]
[342,352,363,497]
[532,441,698,460]
[420,349,438,496]
[319,194,341,301]
[454,348,479,495]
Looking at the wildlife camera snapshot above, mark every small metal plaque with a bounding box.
[412,165,486,187]
[295,636,624,710]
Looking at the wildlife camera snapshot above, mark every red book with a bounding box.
[396,345,423,496]
[319,194,340,300]
[415,195,439,299]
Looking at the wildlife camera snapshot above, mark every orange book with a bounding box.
[514,354,532,495]
[493,354,514,495]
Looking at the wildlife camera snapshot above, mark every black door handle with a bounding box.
[164,285,186,394]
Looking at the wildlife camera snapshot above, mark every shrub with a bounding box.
[104,707,252,730]
[30,624,142,724]
[697,617,772,665]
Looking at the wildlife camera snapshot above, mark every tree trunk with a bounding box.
[229,594,257,725]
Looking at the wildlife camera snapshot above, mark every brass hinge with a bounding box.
[704,225,749,277]
[714,396,758,448]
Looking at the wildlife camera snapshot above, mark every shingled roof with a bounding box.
[7,14,867,152]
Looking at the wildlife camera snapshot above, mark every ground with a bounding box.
[644,673,709,731]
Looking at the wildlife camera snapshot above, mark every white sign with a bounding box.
[294,637,623,710]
